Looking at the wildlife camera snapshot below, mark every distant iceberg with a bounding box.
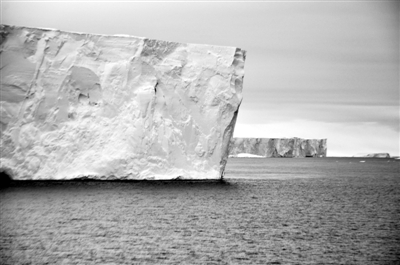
[229,138,327,158]
[353,153,390,158]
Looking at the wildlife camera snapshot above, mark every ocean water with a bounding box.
[1,158,399,264]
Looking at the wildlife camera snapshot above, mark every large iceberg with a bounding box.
[0,25,246,180]
[229,138,327,158]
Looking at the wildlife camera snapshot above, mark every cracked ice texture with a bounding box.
[0,25,246,180]
[229,138,327,158]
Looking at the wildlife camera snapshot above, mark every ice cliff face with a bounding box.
[0,25,246,180]
[229,138,327,158]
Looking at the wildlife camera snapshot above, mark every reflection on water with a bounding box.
[1,158,399,264]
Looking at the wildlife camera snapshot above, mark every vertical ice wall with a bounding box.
[0,25,246,180]
[229,138,327,158]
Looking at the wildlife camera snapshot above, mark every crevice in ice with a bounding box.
[78,93,89,104]
[154,81,158,93]
[219,108,240,178]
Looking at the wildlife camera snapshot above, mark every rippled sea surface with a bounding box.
[1,158,399,264]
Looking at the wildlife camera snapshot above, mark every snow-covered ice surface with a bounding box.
[0,25,246,180]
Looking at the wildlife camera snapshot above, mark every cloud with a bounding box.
[237,103,399,132]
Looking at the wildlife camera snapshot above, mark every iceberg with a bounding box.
[0,25,246,180]
[229,138,327,158]
[353,153,390,158]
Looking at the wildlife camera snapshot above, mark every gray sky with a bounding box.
[2,0,399,156]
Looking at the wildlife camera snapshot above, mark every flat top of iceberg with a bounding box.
[235,153,265,158]
[3,24,243,51]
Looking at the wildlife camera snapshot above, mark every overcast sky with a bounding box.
[2,0,399,157]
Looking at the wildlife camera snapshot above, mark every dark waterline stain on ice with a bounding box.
[0,171,13,189]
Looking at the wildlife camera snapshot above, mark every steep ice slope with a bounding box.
[229,138,327,158]
[0,25,246,180]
